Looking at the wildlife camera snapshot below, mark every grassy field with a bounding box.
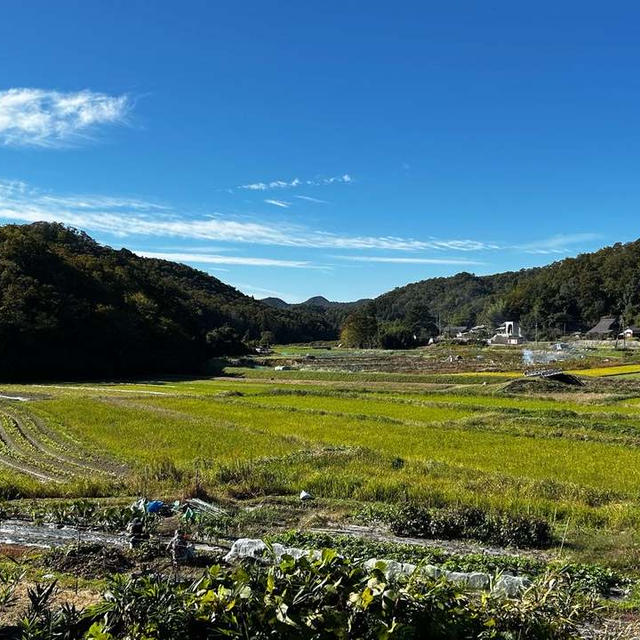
[4,345,640,636]
[1,344,640,571]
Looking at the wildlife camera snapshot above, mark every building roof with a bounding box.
[442,325,467,334]
[586,316,619,335]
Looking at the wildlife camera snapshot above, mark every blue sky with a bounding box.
[1,2,640,302]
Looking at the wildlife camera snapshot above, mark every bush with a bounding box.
[27,499,157,534]
[484,512,554,548]
[387,505,553,549]
[16,553,596,639]
[206,325,249,357]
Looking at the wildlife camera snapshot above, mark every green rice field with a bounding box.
[1,353,640,543]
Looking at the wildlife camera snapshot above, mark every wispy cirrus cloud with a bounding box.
[264,199,290,208]
[333,255,485,265]
[238,174,352,191]
[515,233,601,254]
[425,239,499,251]
[295,195,327,204]
[0,178,499,253]
[0,179,28,196]
[233,283,304,303]
[37,194,169,212]
[134,250,318,269]
[0,88,132,147]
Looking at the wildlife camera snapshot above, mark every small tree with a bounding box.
[340,310,378,348]
[621,275,640,329]
[259,330,275,347]
[379,321,415,349]
[206,325,248,356]
[481,298,508,328]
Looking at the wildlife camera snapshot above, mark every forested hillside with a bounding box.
[370,240,640,343]
[0,223,333,380]
[2,223,639,377]
[263,239,640,349]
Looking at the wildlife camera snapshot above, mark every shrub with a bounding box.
[386,504,553,549]
[483,512,554,548]
[16,554,596,639]
[27,500,157,534]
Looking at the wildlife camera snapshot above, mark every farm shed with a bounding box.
[586,316,619,339]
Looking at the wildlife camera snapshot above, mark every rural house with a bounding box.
[622,326,640,339]
[441,325,468,338]
[488,320,527,345]
[586,316,619,339]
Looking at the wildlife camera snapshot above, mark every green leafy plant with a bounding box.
[15,550,598,639]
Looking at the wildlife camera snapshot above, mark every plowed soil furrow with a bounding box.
[7,409,121,477]
[2,414,75,472]
[0,404,129,483]
[0,422,62,483]
[0,454,61,482]
[0,411,88,482]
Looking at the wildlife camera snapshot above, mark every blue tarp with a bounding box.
[146,500,164,513]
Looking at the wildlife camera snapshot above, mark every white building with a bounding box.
[488,320,527,345]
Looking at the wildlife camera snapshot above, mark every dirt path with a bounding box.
[0,519,227,556]
[0,519,126,548]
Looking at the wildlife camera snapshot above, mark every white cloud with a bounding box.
[295,195,327,204]
[38,194,169,212]
[425,239,499,251]
[0,178,501,253]
[516,233,600,254]
[333,255,485,265]
[238,174,352,191]
[241,179,299,191]
[233,283,303,302]
[264,199,290,208]
[0,88,131,147]
[134,250,317,269]
[0,179,27,196]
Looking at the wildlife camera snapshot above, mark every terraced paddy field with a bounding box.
[0,360,639,540]
[3,351,640,635]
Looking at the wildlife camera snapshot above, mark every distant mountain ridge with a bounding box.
[266,238,640,346]
[260,297,290,309]
[3,222,640,382]
[261,295,372,309]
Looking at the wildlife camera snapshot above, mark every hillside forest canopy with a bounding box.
[339,241,640,348]
[1,222,640,379]
[0,223,334,380]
